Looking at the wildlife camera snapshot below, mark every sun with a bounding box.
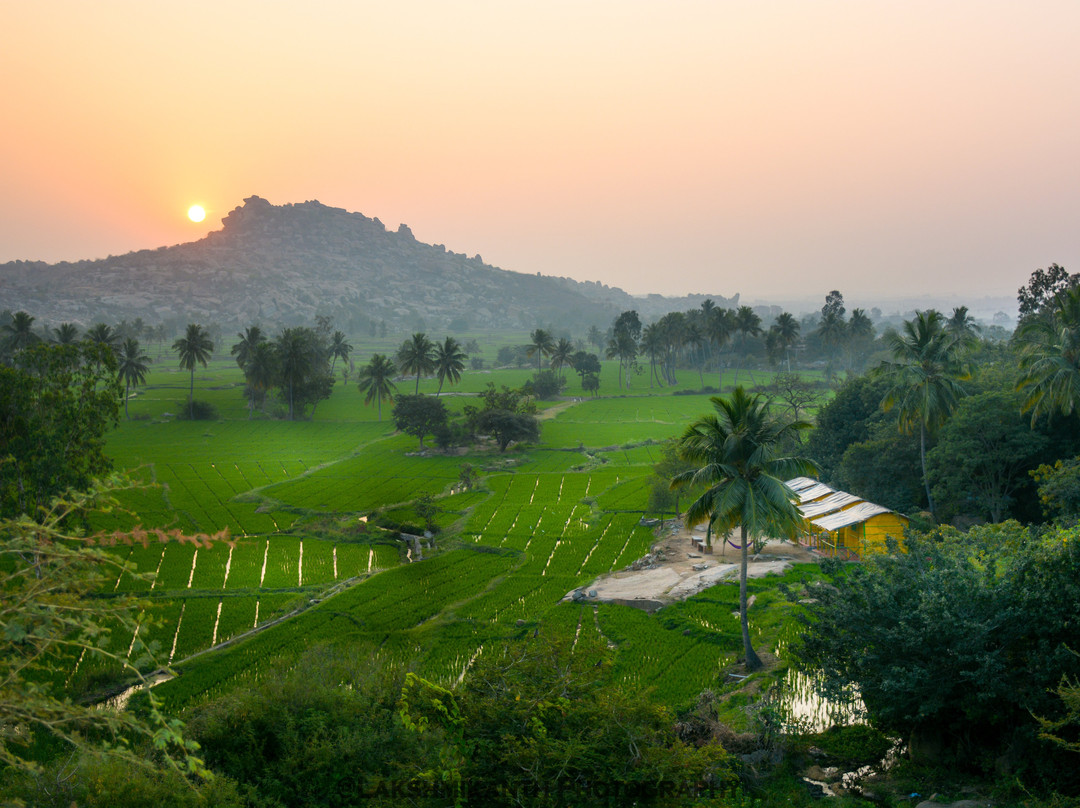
[187,204,206,223]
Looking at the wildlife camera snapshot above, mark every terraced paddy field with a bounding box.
[90,361,802,714]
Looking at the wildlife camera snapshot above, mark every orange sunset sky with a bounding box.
[2,1,1078,303]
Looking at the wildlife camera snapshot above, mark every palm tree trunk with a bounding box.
[125,381,130,420]
[740,523,763,671]
[415,371,420,395]
[189,369,195,419]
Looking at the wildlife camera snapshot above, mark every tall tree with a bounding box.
[117,337,151,420]
[549,337,574,379]
[172,323,214,419]
[328,330,352,375]
[243,341,278,418]
[872,309,969,515]
[771,312,800,372]
[357,353,398,421]
[945,306,980,351]
[1015,285,1080,422]
[640,324,665,388]
[706,308,735,388]
[732,306,762,388]
[0,343,120,518]
[815,291,847,381]
[397,332,436,394]
[231,325,266,369]
[275,327,330,421]
[0,311,41,356]
[527,328,555,371]
[85,322,122,353]
[434,336,467,395]
[846,308,876,371]
[672,388,816,671]
[51,322,80,345]
[1017,263,1078,322]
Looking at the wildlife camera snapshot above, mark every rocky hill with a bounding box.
[0,196,737,332]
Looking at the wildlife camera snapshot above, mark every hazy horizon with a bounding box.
[3,2,1077,302]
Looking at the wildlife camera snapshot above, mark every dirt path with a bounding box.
[567,520,819,610]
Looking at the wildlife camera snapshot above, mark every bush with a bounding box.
[176,400,218,420]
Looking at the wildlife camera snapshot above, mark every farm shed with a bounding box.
[809,502,908,559]
[784,478,908,560]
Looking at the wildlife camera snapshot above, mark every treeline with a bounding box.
[805,264,1080,527]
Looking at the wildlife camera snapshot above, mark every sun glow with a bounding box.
[187,204,206,222]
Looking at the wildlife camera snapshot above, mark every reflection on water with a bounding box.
[773,666,865,733]
[772,637,864,732]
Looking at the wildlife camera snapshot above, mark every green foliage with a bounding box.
[1032,456,1080,524]
[0,341,120,519]
[392,394,449,449]
[837,421,923,513]
[523,369,565,400]
[793,523,1080,789]
[805,724,892,766]
[805,374,892,484]
[0,481,207,780]
[927,390,1050,523]
[175,399,219,421]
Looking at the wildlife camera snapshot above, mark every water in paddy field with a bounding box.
[771,637,865,732]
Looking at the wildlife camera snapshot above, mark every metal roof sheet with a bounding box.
[812,502,892,531]
[785,477,819,492]
[799,491,862,519]
[798,483,834,503]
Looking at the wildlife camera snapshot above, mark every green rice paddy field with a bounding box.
[92,357,802,713]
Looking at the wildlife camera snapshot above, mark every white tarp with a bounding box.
[812,501,891,531]
[799,491,863,519]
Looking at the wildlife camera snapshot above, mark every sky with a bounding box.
[2,1,1078,303]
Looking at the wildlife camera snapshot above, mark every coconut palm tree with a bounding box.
[173,323,214,419]
[85,323,122,353]
[683,319,706,389]
[549,337,574,380]
[641,323,666,388]
[243,341,278,418]
[732,306,762,388]
[328,330,353,375]
[846,308,876,371]
[434,336,467,395]
[772,312,800,372]
[51,323,80,345]
[117,338,151,420]
[358,354,398,421]
[945,305,981,351]
[396,333,436,394]
[528,329,555,371]
[275,327,323,421]
[1015,286,1080,423]
[706,308,735,389]
[1,311,41,356]
[231,325,266,369]
[672,387,816,671]
[872,309,970,516]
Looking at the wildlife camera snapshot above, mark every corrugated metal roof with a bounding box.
[812,502,892,531]
[799,491,862,519]
[785,477,819,493]
[797,483,834,503]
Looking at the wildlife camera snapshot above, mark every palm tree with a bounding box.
[328,330,353,375]
[173,323,214,419]
[528,329,555,371]
[243,341,278,418]
[549,338,574,380]
[1,311,41,355]
[358,354,398,421]
[772,312,800,372]
[434,336,467,395]
[846,308,876,371]
[683,320,706,389]
[945,306,981,351]
[672,387,816,671]
[1015,286,1080,422]
[706,308,735,389]
[872,310,969,515]
[396,333,436,394]
[85,323,122,353]
[117,338,151,420]
[231,325,266,369]
[732,306,762,388]
[275,327,322,420]
[815,310,847,381]
[52,323,80,345]
[641,323,666,387]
